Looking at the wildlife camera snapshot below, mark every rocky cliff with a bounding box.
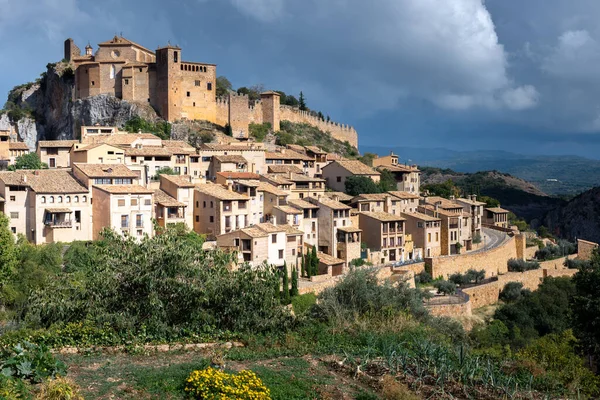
[543,187,600,243]
[2,62,158,150]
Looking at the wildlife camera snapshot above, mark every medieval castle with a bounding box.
[65,36,358,147]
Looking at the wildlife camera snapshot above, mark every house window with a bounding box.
[110,64,116,79]
[74,196,79,203]
[121,215,129,228]
[9,196,15,202]
[428,233,431,242]
[145,199,151,206]
[91,81,95,86]
[195,80,201,86]
[75,211,81,223]
[336,176,341,182]
[209,216,214,223]
[124,79,129,85]
[187,91,190,97]
[174,51,178,63]
[210,201,213,208]
[195,215,199,222]
[66,196,70,203]
[207,82,212,90]
[57,196,63,203]
[9,212,18,219]
[49,158,56,168]
[118,199,125,207]
[278,249,283,259]
[41,196,46,203]
[272,234,277,244]
[417,222,424,228]
[136,214,143,228]
[49,196,54,203]
[131,198,138,206]
[11,227,16,233]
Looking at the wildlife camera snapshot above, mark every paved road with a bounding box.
[481,227,507,251]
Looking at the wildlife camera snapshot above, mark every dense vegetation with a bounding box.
[123,115,172,140]
[344,171,397,196]
[2,210,600,397]
[7,153,47,171]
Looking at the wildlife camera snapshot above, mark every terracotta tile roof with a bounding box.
[93,184,153,194]
[38,140,79,148]
[124,147,173,157]
[97,35,156,55]
[377,164,420,173]
[74,163,138,178]
[261,174,293,185]
[256,182,289,196]
[195,183,250,201]
[200,143,264,152]
[337,226,362,233]
[160,174,195,188]
[162,140,195,150]
[331,160,380,176]
[419,204,460,218]
[265,150,312,161]
[45,207,73,213]
[401,211,441,222]
[424,196,463,210]
[213,155,248,163]
[85,133,160,146]
[325,192,353,202]
[278,224,304,235]
[239,226,269,238]
[317,196,351,210]
[360,211,405,222]
[275,205,302,215]
[251,222,282,234]
[457,197,486,206]
[217,172,261,180]
[286,144,306,153]
[0,170,88,194]
[305,146,326,154]
[388,191,420,200]
[326,153,346,161]
[351,193,390,202]
[154,189,185,207]
[234,179,261,188]
[486,207,510,214]
[288,198,320,209]
[317,251,345,265]
[8,142,29,150]
[72,143,115,152]
[268,165,304,174]
[288,173,325,183]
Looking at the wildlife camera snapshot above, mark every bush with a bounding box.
[448,273,466,285]
[185,367,270,400]
[291,293,317,316]
[0,342,66,383]
[473,232,482,244]
[380,375,420,400]
[249,123,271,142]
[123,116,171,140]
[0,375,31,400]
[36,377,83,400]
[433,280,456,295]
[414,271,432,285]
[535,240,577,261]
[499,282,525,303]
[507,258,540,272]
[564,258,590,270]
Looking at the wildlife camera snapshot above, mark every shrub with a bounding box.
[0,375,31,400]
[473,232,482,244]
[0,342,66,383]
[249,123,271,142]
[414,271,432,285]
[36,377,83,400]
[465,268,485,284]
[185,367,270,400]
[499,282,525,303]
[433,280,456,295]
[349,258,371,267]
[507,258,540,272]
[448,273,466,285]
[535,240,577,261]
[291,293,317,316]
[380,375,420,400]
[564,258,590,270]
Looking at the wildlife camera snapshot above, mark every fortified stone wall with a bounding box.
[462,283,498,309]
[426,235,519,279]
[427,301,472,319]
[538,255,569,270]
[578,239,599,261]
[524,246,538,260]
[279,106,358,148]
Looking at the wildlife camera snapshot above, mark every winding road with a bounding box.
[480,227,508,252]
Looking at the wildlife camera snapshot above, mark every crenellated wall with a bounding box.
[279,106,358,147]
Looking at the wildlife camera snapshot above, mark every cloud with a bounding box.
[542,30,600,83]
[225,0,536,114]
[500,85,539,110]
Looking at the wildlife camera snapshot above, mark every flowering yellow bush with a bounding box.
[36,376,84,400]
[185,367,271,400]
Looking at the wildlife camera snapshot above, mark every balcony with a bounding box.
[449,223,459,229]
[45,220,72,228]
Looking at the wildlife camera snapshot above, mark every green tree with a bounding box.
[282,263,290,305]
[300,255,306,278]
[311,246,319,276]
[434,280,456,295]
[155,167,178,177]
[572,251,600,358]
[275,131,294,146]
[499,282,525,303]
[216,76,232,98]
[378,169,397,192]
[123,115,171,140]
[291,266,299,297]
[344,176,382,196]
[357,152,377,167]
[0,213,17,288]
[299,91,307,111]
[9,152,47,170]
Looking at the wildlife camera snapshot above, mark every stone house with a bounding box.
[421,196,472,255]
[484,207,510,228]
[359,211,406,265]
[7,142,29,164]
[195,143,266,180]
[156,174,196,230]
[193,183,250,239]
[288,198,320,249]
[37,140,79,168]
[265,149,313,176]
[321,160,381,192]
[456,195,485,239]
[92,185,154,240]
[372,152,420,194]
[72,163,140,189]
[402,212,441,259]
[70,143,126,164]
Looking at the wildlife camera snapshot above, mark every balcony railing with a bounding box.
[45,220,72,228]
[167,212,184,219]
[449,223,459,229]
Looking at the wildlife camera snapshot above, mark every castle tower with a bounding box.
[85,43,93,56]
[260,91,281,131]
[64,38,81,62]
[155,45,183,122]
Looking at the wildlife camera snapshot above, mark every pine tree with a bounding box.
[291,267,299,297]
[301,255,305,278]
[282,262,290,304]
[306,254,312,279]
[299,91,307,111]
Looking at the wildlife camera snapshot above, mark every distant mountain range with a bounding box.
[361,146,600,197]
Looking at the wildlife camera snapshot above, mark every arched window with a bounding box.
[110,64,116,79]
[58,196,63,203]
[41,196,46,204]
[66,196,71,203]
[74,196,79,203]
[82,195,87,203]
[49,196,54,203]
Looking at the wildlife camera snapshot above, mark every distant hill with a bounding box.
[420,167,565,223]
[543,187,600,242]
[361,145,600,197]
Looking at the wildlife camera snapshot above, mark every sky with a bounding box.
[2,0,600,158]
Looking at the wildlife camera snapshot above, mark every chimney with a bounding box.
[450,195,455,200]
[271,215,277,225]
[227,182,233,191]
[34,171,40,176]
[22,175,27,183]
[281,149,286,154]
[333,195,340,202]
[472,194,477,202]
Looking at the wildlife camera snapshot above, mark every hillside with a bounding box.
[420,167,565,222]
[543,186,600,242]
[362,145,600,197]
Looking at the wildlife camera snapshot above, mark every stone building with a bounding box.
[359,211,406,265]
[402,212,442,258]
[321,160,381,192]
[37,140,79,168]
